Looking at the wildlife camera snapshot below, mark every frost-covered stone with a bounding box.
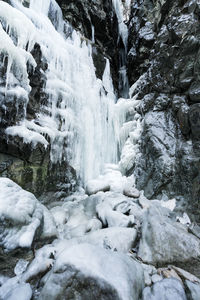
[39,243,144,300]
[96,192,135,227]
[56,227,137,253]
[0,178,56,251]
[0,178,43,250]
[0,277,32,300]
[86,179,110,195]
[151,274,163,283]
[138,206,200,276]
[142,278,187,300]
[124,187,140,198]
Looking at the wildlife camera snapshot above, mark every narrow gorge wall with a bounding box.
[126,0,200,221]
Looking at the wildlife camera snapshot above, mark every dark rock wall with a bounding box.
[128,0,200,220]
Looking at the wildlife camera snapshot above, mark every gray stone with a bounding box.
[154,94,171,111]
[142,278,187,300]
[138,206,200,276]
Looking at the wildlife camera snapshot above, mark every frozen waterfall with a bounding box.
[0,0,120,185]
[112,0,130,98]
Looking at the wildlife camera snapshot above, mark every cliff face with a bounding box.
[125,0,200,220]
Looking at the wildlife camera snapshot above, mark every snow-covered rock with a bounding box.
[0,178,56,251]
[55,227,137,253]
[96,192,135,227]
[86,179,110,195]
[138,206,200,276]
[39,243,144,300]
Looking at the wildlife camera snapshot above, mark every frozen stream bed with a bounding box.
[1,172,200,300]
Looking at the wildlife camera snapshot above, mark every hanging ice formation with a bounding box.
[112,0,130,98]
[0,0,119,185]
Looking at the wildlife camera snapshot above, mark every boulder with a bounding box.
[39,243,144,300]
[72,227,137,253]
[0,178,43,251]
[86,179,110,195]
[0,178,57,275]
[123,187,140,198]
[142,278,187,300]
[96,192,135,227]
[138,206,200,276]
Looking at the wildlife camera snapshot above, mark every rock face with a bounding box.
[126,0,200,220]
[39,243,144,300]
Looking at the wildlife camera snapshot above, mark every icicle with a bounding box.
[112,0,129,98]
[91,24,95,43]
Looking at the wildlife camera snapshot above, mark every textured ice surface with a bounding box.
[0,178,56,250]
[55,227,137,253]
[0,276,32,300]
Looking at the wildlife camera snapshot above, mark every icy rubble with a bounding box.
[1,173,200,299]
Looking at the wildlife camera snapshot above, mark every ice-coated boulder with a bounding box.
[0,277,32,300]
[56,227,137,253]
[86,179,110,195]
[138,206,200,276]
[96,192,136,227]
[142,278,187,300]
[0,178,57,251]
[39,243,144,300]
